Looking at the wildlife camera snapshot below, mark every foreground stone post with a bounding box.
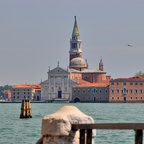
[37,105,95,144]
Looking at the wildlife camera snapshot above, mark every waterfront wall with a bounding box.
[37,105,95,144]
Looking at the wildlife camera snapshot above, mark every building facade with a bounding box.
[11,84,41,102]
[72,84,109,102]
[109,77,144,102]
[40,66,76,101]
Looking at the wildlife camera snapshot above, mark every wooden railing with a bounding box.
[72,123,144,144]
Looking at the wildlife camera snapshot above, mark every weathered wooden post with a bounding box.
[20,100,32,118]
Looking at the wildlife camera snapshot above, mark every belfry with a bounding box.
[69,16,88,71]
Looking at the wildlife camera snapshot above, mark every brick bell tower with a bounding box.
[69,16,82,62]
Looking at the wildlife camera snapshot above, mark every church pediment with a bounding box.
[49,67,70,75]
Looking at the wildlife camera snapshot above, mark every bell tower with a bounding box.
[69,16,82,62]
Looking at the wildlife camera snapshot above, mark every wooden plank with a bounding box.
[80,129,85,144]
[86,129,92,144]
[72,123,144,130]
[135,130,143,144]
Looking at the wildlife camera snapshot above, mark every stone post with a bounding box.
[37,105,95,144]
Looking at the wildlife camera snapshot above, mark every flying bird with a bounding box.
[127,44,132,47]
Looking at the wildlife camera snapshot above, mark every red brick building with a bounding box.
[109,76,144,102]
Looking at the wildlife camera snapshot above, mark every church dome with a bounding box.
[69,57,87,68]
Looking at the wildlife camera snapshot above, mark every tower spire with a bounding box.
[69,16,82,62]
[72,16,80,37]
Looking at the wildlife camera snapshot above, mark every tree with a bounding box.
[0,85,12,97]
[135,71,144,77]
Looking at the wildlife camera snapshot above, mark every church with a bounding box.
[40,17,111,102]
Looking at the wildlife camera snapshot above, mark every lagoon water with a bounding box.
[0,103,144,144]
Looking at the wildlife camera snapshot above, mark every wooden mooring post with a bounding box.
[20,99,32,118]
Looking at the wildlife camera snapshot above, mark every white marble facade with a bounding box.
[40,66,76,101]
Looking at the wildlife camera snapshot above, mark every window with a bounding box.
[117,97,119,99]
[135,90,138,94]
[140,90,143,94]
[13,96,15,99]
[123,88,127,94]
[13,92,15,95]
[24,96,26,99]
[123,83,126,85]
[141,97,143,99]
[17,92,19,94]
[87,89,90,93]
[112,89,114,93]
[74,89,76,93]
[72,43,77,48]
[99,89,102,93]
[112,97,114,99]
[135,83,138,86]
[17,96,19,99]
[136,97,138,99]
[130,89,132,94]
[140,83,143,86]
[84,76,89,80]
[78,89,80,93]
[111,83,114,86]
[131,97,132,99]
[105,89,108,93]
[92,88,97,94]
[130,83,133,85]
[83,89,85,93]
[117,89,119,93]
[117,83,119,85]
[24,92,25,94]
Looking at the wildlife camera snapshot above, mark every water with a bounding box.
[0,103,144,144]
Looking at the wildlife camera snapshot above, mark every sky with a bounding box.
[0,0,144,86]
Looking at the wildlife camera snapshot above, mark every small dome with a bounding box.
[69,57,87,68]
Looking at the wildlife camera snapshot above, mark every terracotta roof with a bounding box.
[111,76,144,81]
[73,78,109,87]
[13,84,41,90]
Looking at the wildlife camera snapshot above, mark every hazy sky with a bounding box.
[0,0,144,86]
